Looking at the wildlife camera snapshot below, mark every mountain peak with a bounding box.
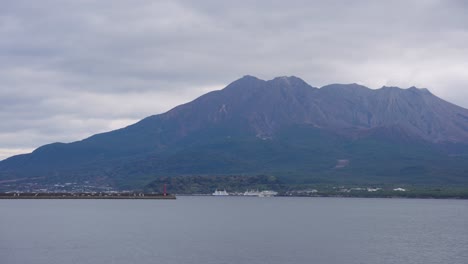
[380,85,404,91]
[240,75,261,81]
[408,86,433,95]
[319,83,371,96]
[321,83,370,90]
[236,75,308,84]
[225,75,315,92]
[378,86,434,96]
[270,75,303,82]
[224,75,265,91]
[268,76,311,87]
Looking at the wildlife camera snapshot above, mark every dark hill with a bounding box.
[1,76,468,188]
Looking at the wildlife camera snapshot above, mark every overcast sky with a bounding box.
[1,0,467,160]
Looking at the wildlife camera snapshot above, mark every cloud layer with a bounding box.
[1,0,467,159]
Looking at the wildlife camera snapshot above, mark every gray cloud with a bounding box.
[1,0,467,159]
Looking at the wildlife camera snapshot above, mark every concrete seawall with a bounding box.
[0,193,176,199]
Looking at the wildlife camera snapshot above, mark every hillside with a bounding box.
[1,76,468,188]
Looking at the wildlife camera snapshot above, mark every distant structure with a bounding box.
[244,190,278,197]
[212,189,229,196]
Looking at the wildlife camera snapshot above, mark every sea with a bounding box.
[1,196,467,264]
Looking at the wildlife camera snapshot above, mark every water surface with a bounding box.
[1,197,467,264]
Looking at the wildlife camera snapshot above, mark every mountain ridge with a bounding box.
[1,75,468,188]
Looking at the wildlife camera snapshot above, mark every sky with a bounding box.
[1,0,468,160]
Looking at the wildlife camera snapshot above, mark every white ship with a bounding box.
[243,190,278,197]
[243,189,261,196]
[258,190,278,197]
[212,189,229,196]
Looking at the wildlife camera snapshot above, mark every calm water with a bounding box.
[1,197,467,264]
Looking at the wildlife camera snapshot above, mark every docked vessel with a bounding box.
[258,190,278,197]
[212,189,229,196]
[243,189,261,196]
[243,190,278,197]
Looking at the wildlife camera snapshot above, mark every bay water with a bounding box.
[1,197,467,264]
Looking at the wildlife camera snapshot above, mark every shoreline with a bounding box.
[0,192,176,200]
[176,194,468,200]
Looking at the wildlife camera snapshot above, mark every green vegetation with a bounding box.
[2,124,468,190]
[129,125,468,189]
[287,185,468,199]
[143,174,468,199]
[145,175,284,194]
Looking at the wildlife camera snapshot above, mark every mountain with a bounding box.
[1,75,468,188]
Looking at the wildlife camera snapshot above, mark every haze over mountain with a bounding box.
[1,76,468,188]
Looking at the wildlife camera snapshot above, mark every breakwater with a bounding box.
[0,192,176,199]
